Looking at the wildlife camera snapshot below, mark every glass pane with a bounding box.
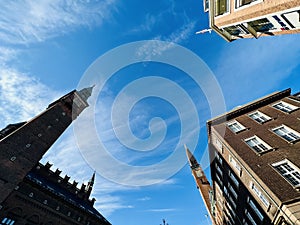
[248,18,275,32]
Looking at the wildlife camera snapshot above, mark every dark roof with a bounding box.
[25,166,110,225]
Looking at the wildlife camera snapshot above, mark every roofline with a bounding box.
[207,88,291,126]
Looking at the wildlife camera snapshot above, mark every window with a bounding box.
[213,135,223,152]
[272,125,300,142]
[229,170,239,187]
[250,182,269,207]
[245,136,272,153]
[273,101,298,113]
[229,155,242,175]
[215,152,223,165]
[223,25,249,36]
[235,0,260,8]
[1,218,15,225]
[216,164,223,176]
[228,183,238,199]
[272,159,300,187]
[247,197,264,221]
[215,0,229,16]
[248,18,276,32]
[246,210,258,225]
[249,111,271,123]
[227,120,246,133]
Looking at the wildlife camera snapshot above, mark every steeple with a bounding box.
[86,171,96,198]
[185,145,215,224]
[78,85,95,102]
[185,144,199,169]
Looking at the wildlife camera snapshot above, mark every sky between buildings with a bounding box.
[0,1,300,225]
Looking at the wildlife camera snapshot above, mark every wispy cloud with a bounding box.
[138,196,151,201]
[146,208,177,212]
[135,21,196,61]
[0,0,118,45]
[0,67,61,128]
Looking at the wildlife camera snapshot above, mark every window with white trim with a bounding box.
[235,0,260,8]
[272,159,300,187]
[227,120,246,133]
[245,136,272,153]
[249,111,271,123]
[250,182,270,207]
[247,197,264,221]
[1,218,15,225]
[273,101,298,113]
[272,125,300,142]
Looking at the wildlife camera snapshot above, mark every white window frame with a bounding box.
[244,136,273,154]
[248,111,271,124]
[272,125,300,142]
[273,101,299,113]
[250,182,270,207]
[235,0,262,10]
[272,159,300,188]
[227,120,246,133]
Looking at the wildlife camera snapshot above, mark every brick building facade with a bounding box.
[188,88,300,225]
[207,88,300,224]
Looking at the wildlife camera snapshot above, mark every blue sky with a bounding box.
[0,1,300,225]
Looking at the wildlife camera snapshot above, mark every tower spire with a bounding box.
[185,145,215,224]
[185,144,199,169]
[78,85,95,102]
[86,171,96,198]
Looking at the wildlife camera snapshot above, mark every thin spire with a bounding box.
[184,145,199,169]
[86,171,96,197]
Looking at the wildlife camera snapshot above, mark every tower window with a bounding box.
[272,159,300,187]
[227,120,246,133]
[249,111,271,123]
[273,101,298,113]
[245,136,272,154]
[272,125,300,142]
[1,218,15,225]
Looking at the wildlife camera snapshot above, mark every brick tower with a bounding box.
[185,145,215,224]
[0,87,93,203]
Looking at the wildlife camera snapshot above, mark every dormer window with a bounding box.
[249,111,271,123]
[227,120,246,133]
[273,101,298,113]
